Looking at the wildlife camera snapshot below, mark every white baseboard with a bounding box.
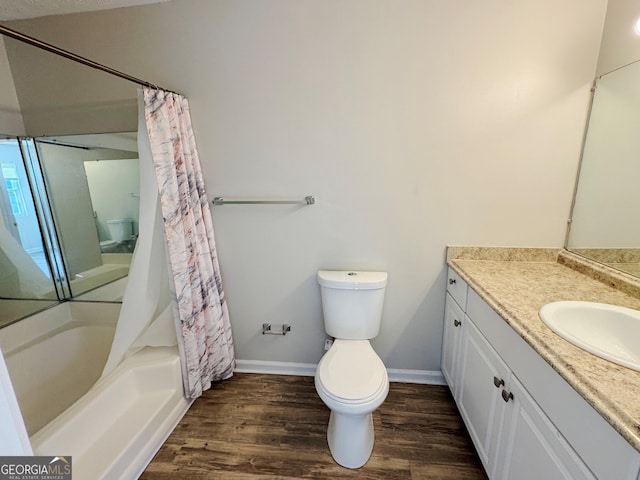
[234,359,446,385]
[386,368,446,385]
[234,359,317,377]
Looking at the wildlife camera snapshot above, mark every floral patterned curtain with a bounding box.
[143,88,235,398]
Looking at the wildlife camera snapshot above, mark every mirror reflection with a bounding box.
[0,33,140,328]
[0,136,58,327]
[0,131,138,327]
[37,132,138,299]
[567,60,640,277]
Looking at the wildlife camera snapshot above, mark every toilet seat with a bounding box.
[316,339,387,405]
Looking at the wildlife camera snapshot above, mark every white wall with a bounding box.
[7,0,606,371]
[84,159,140,241]
[597,0,640,76]
[0,37,25,136]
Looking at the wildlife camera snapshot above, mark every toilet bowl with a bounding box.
[315,339,389,468]
[99,239,118,253]
[315,270,389,469]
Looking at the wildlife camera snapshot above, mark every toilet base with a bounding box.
[326,410,375,469]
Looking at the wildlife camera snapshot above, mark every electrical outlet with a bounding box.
[324,339,333,351]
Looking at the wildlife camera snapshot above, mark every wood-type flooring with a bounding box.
[141,373,488,479]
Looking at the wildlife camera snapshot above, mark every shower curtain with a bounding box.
[102,90,179,378]
[103,88,235,399]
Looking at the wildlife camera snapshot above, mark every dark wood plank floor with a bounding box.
[141,374,487,479]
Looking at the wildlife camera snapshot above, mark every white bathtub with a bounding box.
[74,276,128,301]
[0,302,191,479]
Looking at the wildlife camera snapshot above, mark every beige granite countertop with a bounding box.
[447,247,640,453]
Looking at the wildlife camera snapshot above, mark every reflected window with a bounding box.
[2,163,27,216]
[0,138,57,298]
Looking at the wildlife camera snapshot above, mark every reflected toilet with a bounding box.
[100,218,133,253]
[107,218,133,243]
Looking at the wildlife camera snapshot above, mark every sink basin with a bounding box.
[538,301,640,372]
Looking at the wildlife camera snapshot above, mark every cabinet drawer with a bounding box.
[446,268,468,309]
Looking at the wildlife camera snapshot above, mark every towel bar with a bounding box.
[212,196,315,206]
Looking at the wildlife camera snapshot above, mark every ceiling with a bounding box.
[0,0,169,21]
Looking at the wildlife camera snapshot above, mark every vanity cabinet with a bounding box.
[457,317,593,479]
[443,267,640,480]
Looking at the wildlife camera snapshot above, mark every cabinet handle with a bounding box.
[453,319,461,327]
[448,278,457,285]
[493,376,504,388]
[501,390,514,403]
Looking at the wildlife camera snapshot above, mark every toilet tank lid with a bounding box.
[317,270,387,290]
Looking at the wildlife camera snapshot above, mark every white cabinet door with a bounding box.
[442,292,465,396]
[457,318,510,475]
[495,375,596,480]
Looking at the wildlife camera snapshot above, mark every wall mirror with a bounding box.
[566,59,640,277]
[0,131,138,328]
[0,136,59,327]
[0,33,139,327]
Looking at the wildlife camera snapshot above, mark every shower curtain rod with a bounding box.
[0,23,179,94]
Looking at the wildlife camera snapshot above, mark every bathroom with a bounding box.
[0,0,639,478]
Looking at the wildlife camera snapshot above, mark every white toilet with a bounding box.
[107,218,133,243]
[315,270,389,469]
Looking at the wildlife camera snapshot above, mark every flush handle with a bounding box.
[493,376,504,388]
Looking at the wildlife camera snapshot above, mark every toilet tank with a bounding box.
[107,218,133,242]
[317,270,387,340]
